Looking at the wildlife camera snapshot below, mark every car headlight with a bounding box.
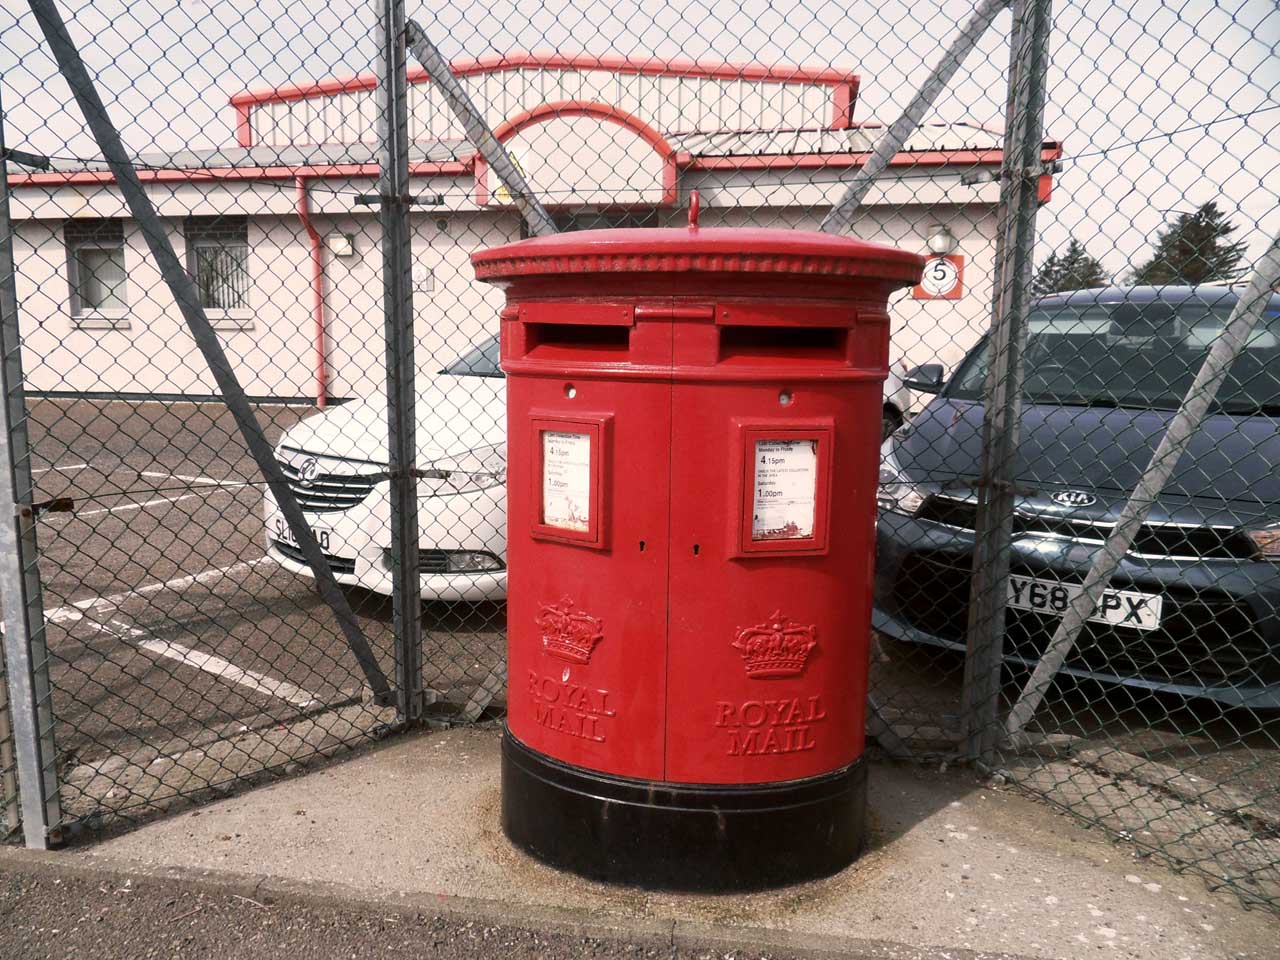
[1244,524,1280,560]
[420,442,506,496]
[877,439,927,516]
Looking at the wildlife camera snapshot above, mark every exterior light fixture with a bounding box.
[326,233,355,257]
[925,224,957,256]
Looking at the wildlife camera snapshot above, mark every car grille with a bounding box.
[418,550,449,574]
[269,540,357,576]
[277,456,381,513]
[890,549,1280,687]
[917,495,1258,560]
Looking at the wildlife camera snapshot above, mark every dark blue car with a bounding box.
[874,286,1280,708]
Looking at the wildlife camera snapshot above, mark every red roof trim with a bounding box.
[830,81,854,130]
[476,101,679,206]
[8,143,1062,190]
[493,101,676,156]
[683,144,1061,172]
[8,160,469,187]
[234,103,252,148]
[229,52,858,109]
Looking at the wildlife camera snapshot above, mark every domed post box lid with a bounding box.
[471,203,925,293]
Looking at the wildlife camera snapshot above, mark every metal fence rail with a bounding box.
[0,0,1276,910]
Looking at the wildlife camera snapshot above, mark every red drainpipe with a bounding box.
[295,176,328,408]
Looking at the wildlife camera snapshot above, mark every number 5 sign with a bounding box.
[912,255,964,300]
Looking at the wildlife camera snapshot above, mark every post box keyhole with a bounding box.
[693,544,700,556]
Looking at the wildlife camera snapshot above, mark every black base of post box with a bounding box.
[501,729,867,891]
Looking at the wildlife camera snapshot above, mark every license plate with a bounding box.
[268,510,332,554]
[1007,575,1162,631]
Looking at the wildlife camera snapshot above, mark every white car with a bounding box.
[264,334,913,600]
[882,361,911,438]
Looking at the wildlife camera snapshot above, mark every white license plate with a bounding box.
[1007,575,1162,631]
[268,510,333,554]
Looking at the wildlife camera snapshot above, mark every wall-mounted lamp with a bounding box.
[411,263,435,292]
[925,223,958,256]
[326,233,356,257]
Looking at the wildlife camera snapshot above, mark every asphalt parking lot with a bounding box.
[12,397,1278,835]
[21,398,503,826]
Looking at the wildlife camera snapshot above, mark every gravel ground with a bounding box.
[0,868,658,960]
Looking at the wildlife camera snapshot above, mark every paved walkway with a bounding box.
[23,726,1277,959]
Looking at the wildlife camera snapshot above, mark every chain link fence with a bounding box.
[1,0,1277,909]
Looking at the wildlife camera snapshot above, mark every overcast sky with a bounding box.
[2,0,1277,276]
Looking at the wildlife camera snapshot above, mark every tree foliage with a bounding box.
[1129,201,1247,285]
[1032,238,1109,295]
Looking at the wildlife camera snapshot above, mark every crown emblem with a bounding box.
[731,611,817,679]
[536,597,604,665]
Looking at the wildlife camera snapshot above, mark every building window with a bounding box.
[185,216,250,315]
[65,219,129,325]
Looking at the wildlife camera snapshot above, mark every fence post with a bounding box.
[375,0,424,721]
[0,95,64,848]
[959,0,1054,764]
[403,20,556,238]
[819,0,1009,234]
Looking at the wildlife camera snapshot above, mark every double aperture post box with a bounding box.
[472,213,923,890]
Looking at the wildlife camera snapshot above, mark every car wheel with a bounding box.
[882,405,903,441]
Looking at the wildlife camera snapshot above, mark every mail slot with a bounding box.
[472,206,924,890]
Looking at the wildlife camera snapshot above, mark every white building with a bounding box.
[6,52,1059,403]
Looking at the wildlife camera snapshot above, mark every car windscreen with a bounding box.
[441,335,503,378]
[948,299,1280,413]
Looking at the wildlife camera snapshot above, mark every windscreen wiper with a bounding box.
[1046,396,1181,411]
[1043,396,1119,409]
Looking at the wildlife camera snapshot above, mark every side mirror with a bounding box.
[903,363,945,393]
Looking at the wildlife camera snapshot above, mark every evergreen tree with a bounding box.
[1032,238,1109,294]
[1129,201,1247,285]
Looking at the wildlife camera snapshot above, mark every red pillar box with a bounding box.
[472,212,923,890]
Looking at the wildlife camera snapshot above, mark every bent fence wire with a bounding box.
[0,0,1277,908]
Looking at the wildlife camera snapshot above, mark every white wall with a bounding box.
[11,206,521,402]
[10,181,994,402]
[319,209,520,402]
[15,216,316,398]
[485,116,669,207]
[693,203,999,374]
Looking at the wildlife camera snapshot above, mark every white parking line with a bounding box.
[69,492,204,518]
[32,462,93,475]
[139,470,244,487]
[48,557,273,624]
[105,619,319,708]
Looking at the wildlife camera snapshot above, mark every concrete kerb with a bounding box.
[0,846,1035,960]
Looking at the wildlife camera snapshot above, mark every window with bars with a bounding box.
[65,218,128,320]
[185,216,250,313]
